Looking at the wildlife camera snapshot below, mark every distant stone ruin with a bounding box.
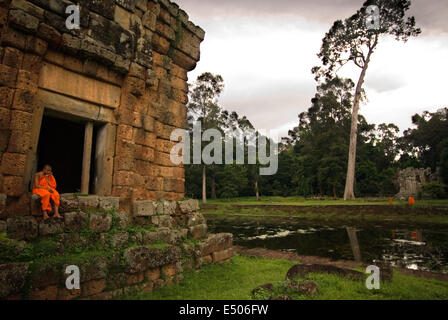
[394,167,441,200]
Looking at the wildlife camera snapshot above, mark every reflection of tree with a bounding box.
[346,227,362,262]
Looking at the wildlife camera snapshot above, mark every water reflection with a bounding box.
[207,218,448,273]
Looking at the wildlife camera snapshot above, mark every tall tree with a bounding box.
[312,0,420,200]
[187,72,224,203]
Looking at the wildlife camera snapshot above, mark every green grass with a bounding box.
[201,196,448,207]
[199,196,448,226]
[120,255,448,300]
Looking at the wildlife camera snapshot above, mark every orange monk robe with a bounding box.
[32,174,60,212]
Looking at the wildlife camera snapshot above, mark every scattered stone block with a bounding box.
[107,231,129,249]
[145,268,160,281]
[188,223,207,240]
[133,200,156,217]
[199,233,233,256]
[177,199,200,214]
[212,248,234,263]
[7,216,38,240]
[285,264,365,281]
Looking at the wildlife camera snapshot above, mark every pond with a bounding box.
[207,217,448,273]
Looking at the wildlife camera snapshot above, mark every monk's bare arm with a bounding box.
[34,172,52,191]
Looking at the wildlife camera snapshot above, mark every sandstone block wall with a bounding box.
[0,198,234,300]
[0,0,204,216]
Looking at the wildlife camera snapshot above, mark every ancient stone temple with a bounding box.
[0,0,204,216]
[394,167,441,200]
[0,1,235,300]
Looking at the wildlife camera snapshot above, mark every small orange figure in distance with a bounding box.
[388,197,393,205]
[408,196,415,206]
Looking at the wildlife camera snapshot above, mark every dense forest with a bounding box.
[184,73,448,200]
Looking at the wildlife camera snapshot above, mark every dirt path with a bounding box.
[234,245,448,282]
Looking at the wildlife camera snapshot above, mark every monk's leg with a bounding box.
[39,192,52,219]
[51,191,62,219]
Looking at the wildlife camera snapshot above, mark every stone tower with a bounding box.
[0,0,204,216]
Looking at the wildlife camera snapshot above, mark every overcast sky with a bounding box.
[176,0,448,141]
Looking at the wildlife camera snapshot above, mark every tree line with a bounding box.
[184,0,447,201]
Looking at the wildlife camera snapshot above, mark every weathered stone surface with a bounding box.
[77,195,99,211]
[199,233,233,256]
[59,194,79,213]
[64,256,108,283]
[30,262,60,289]
[151,214,172,228]
[212,248,234,263]
[133,200,156,216]
[285,264,365,281]
[123,245,182,273]
[115,212,130,229]
[0,220,6,232]
[106,231,129,248]
[0,263,28,299]
[145,267,160,281]
[187,212,205,227]
[39,219,64,236]
[395,167,441,200]
[7,216,38,240]
[98,196,120,211]
[178,199,200,214]
[188,223,207,240]
[89,213,112,232]
[64,211,88,231]
[157,200,177,215]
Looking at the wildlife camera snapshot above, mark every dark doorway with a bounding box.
[36,115,85,193]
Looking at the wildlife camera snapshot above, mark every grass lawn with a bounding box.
[199,197,448,226]
[201,196,448,207]
[120,255,448,300]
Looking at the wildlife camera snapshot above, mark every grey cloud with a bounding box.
[177,0,448,36]
[365,74,406,93]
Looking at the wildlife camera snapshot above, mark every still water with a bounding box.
[207,217,448,273]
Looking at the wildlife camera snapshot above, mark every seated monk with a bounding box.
[32,164,62,220]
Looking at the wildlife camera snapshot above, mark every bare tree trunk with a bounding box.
[343,54,373,200]
[202,164,207,204]
[211,177,216,200]
[346,227,362,262]
[255,180,259,201]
